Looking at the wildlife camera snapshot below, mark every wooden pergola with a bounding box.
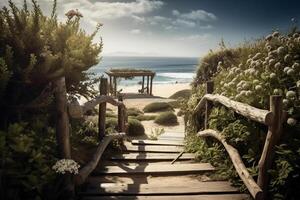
[105,69,156,96]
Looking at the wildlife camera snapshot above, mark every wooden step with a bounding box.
[110,152,194,161]
[82,194,249,200]
[131,139,184,146]
[95,163,215,175]
[81,181,238,195]
[123,143,183,153]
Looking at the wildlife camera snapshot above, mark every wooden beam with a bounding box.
[118,95,126,132]
[257,95,283,197]
[98,78,108,140]
[74,132,125,185]
[113,76,117,96]
[194,94,273,126]
[109,75,112,95]
[142,76,145,93]
[198,129,263,200]
[150,76,153,95]
[146,76,149,94]
[205,81,214,129]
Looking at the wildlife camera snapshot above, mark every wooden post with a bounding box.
[142,76,145,93]
[118,95,125,132]
[109,75,112,95]
[53,76,74,198]
[146,76,149,94]
[257,95,283,197]
[98,77,108,140]
[150,76,153,95]
[113,76,117,96]
[53,77,71,158]
[205,81,214,129]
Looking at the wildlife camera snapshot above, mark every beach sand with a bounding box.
[87,83,191,138]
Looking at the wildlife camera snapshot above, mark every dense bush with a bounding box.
[130,115,156,121]
[0,0,102,199]
[169,89,191,99]
[154,111,178,126]
[127,107,143,116]
[105,117,118,133]
[143,102,174,112]
[185,30,300,199]
[127,118,145,136]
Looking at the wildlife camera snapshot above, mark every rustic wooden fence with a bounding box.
[53,76,128,195]
[193,81,285,200]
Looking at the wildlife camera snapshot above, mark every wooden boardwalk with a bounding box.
[79,133,249,200]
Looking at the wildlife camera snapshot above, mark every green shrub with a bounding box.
[127,107,143,116]
[130,115,156,121]
[143,102,174,112]
[168,100,181,109]
[154,111,178,125]
[127,118,145,136]
[185,30,300,199]
[105,117,118,134]
[106,111,117,118]
[169,89,191,99]
[149,128,165,140]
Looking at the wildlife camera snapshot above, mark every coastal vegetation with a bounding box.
[185,29,300,199]
[154,111,178,126]
[143,102,174,112]
[0,0,102,199]
[169,89,191,99]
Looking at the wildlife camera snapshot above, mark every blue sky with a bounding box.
[1,0,300,57]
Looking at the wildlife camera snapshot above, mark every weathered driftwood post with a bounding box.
[205,81,214,129]
[98,77,108,140]
[257,95,283,197]
[53,76,74,198]
[118,95,125,132]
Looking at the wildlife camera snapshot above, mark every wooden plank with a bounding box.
[82,194,249,200]
[95,163,215,175]
[123,143,183,153]
[131,140,184,146]
[110,153,194,161]
[80,181,237,195]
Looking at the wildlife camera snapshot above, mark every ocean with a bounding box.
[89,56,199,86]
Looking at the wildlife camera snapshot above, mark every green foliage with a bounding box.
[127,107,143,117]
[72,120,98,146]
[186,30,300,199]
[127,118,145,136]
[154,111,178,126]
[105,117,118,134]
[143,102,174,113]
[169,89,191,99]
[0,122,57,199]
[134,114,156,121]
[149,128,165,140]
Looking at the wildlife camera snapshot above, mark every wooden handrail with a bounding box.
[193,94,273,126]
[193,81,284,199]
[74,132,125,185]
[198,129,263,200]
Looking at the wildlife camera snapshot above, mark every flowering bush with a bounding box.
[52,159,80,175]
[186,29,300,199]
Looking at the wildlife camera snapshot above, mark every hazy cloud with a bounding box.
[173,9,217,21]
[130,29,141,34]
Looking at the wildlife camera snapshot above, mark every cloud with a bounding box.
[173,19,196,28]
[175,34,211,41]
[130,29,141,34]
[173,9,217,21]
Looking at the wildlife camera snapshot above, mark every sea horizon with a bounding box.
[89,56,199,86]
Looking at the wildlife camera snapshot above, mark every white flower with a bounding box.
[272,31,280,37]
[255,85,263,91]
[270,73,276,79]
[274,62,281,69]
[286,91,296,99]
[287,68,295,76]
[284,54,292,63]
[284,67,290,73]
[287,118,297,126]
[52,159,80,175]
[277,46,285,55]
[292,62,300,69]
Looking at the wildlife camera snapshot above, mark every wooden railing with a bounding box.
[53,77,128,194]
[193,81,285,200]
